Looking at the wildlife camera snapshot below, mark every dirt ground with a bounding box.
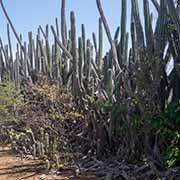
[0,146,96,180]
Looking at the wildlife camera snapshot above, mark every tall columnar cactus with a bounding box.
[7,24,13,61]
[85,39,92,92]
[96,0,121,73]
[154,0,167,59]
[92,32,98,54]
[61,0,68,48]
[114,26,120,45]
[55,17,60,38]
[28,31,35,71]
[106,68,114,100]
[124,32,129,66]
[103,53,109,88]
[70,11,79,98]
[131,0,145,52]
[35,29,41,73]
[0,0,180,121]
[0,38,8,69]
[98,18,103,72]
[14,52,20,87]
[53,19,59,76]
[143,0,154,54]
[81,24,86,67]
[0,0,25,53]
[131,14,139,63]
[45,25,52,77]
[78,37,84,88]
[119,0,127,66]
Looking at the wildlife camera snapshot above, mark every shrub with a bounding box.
[150,100,180,167]
[0,80,24,122]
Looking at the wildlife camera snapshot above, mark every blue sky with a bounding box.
[0,0,158,53]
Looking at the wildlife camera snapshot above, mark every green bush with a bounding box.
[150,100,180,167]
[0,81,24,122]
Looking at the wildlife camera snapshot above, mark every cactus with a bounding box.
[45,158,51,172]
[78,37,84,88]
[81,24,86,68]
[167,0,180,33]
[154,0,167,59]
[32,143,37,159]
[106,68,114,100]
[45,25,52,78]
[1,1,180,172]
[7,24,13,61]
[96,0,121,73]
[84,39,92,92]
[143,0,154,54]
[28,31,34,70]
[0,0,25,53]
[98,18,103,72]
[36,141,41,153]
[61,0,68,48]
[119,0,127,65]
[113,26,120,42]
[0,0,179,108]
[54,153,60,169]
[124,32,129,66]
[44,132,50,154]
[70,11,80,99]
[40,142,45,158]
[40,127,44,142]
[35,30,41,73]
[92,32,98,54]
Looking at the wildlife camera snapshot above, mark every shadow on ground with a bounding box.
[0,147,96,180]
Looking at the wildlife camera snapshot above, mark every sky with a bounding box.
[0,0,158,54]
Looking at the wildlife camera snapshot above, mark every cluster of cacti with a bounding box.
[0,0,179,109]
[1,0,180,176]
[8,127,60,167]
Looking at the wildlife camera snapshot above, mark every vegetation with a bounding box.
[0,0,180,179]
[0,80,23,122]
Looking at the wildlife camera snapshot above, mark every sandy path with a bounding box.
[0,146,96,180]
[0,147,44,180]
